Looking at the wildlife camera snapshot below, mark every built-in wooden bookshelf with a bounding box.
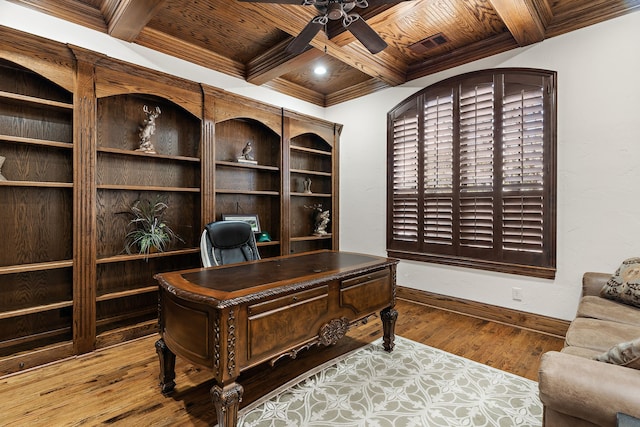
[285,109,341,254]
[0,29,340,375]
[0,56,75,373]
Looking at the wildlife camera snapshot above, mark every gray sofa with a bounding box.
[538,271,640,426]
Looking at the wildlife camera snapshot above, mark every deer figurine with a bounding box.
[137,105,161,154]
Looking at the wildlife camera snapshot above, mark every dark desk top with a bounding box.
[155,251,398,305]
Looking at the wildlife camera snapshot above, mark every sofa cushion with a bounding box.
[577,296,640,327]
[565,318,640,352]
[594,338,640,369]
[561,345,602,359]
[601,258,640,308]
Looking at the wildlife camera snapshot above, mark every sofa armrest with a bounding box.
[582,272,610,297]
[539,351,640,426]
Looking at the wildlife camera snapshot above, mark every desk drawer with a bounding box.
[340,268,392,316]
[247,286,329,360]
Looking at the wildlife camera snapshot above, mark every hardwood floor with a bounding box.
[0,299,564,426]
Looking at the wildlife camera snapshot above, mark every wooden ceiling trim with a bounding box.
[99,0,120,24]
[406,32,516,81]
[135,27,245,79]
[7,0,107,32]
[325,78,390,107]
[488,0,546,46]
[247,40,324,86]
[107,0,167,41]
[263,77,327,106]
[544,2,640,38]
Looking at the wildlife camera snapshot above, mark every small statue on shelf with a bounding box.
[237,140,257,164]
[0,155,6,181]
[306,203,330,236]
[136,105,161,154]
[303,177,312,194]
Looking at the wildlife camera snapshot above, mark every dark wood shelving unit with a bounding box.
[285,110,340,255]
[0,30,340,375]
[0,54,75,374]
[94,88,203,349]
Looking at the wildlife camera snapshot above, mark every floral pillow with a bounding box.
[600,258,640,308]
[594,337,640,369]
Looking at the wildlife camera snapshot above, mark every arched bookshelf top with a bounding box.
[0,28,75,93]
[97,93,201,159]
[290,132,332,154]
[215,117,281,168]
[0,58,73,106]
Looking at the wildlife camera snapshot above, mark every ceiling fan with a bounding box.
[240,0,403,55]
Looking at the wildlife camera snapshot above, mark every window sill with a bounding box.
[387,250,556,279]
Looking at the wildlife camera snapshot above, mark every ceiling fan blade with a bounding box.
[285,17,325,54]
[345,15,387,54]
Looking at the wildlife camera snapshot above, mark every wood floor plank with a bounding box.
[0,300,564,426]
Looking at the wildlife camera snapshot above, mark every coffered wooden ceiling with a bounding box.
[9,0,640,106]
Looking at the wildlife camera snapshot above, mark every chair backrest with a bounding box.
[200,221,260,267]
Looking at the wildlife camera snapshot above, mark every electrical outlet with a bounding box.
[512,287,523,301]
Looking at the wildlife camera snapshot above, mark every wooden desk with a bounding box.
[154,250,399,427]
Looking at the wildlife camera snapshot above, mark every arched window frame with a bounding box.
[387,68,557,279]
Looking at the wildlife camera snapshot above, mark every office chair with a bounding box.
[200,220,260,267]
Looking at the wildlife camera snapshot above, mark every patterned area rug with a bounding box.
[238,336,542,426]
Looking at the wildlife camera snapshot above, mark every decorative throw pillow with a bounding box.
[594,337,640,369]
[600,258,640,308]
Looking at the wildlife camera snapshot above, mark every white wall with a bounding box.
[2,0,638,320]
[327,11,640,320]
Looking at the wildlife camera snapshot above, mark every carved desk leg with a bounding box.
[381,307,398,352]
[155,338,176,394]
[211,382,244,427]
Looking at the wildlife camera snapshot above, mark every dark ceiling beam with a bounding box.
[247,39,324,86]
[7,0,107,32]
[107,0,167,41]
[488,0,546,46]
[239,3,407,86]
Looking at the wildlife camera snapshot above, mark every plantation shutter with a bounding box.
[388,69,556,278]
[458,81,495,251]
[500,74,549,264]
[388,101,419,250]
[423,89,454,248]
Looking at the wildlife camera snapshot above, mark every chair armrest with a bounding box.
[582,272,610,296]
[539,351,640,426]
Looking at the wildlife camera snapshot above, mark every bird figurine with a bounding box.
[241,141,254,161]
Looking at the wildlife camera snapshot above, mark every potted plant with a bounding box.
[122,196,183,257]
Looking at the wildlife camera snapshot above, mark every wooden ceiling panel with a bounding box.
[145,0,290,63]
[8,0,640,106]
[281,54,373,95]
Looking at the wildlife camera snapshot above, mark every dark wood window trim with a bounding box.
[387,68,557,279]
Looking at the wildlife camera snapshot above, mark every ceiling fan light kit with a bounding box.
[242,0,396,55]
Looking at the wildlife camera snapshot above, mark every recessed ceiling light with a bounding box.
[314,66,327,75]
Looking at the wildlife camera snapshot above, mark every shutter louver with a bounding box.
[392,110,419,242]
[501,81,545,253]
[424,92,454,245]
[459,83,494,248]
[460,83,494,192]
[460,196,493,248]
[502,195,544,253]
